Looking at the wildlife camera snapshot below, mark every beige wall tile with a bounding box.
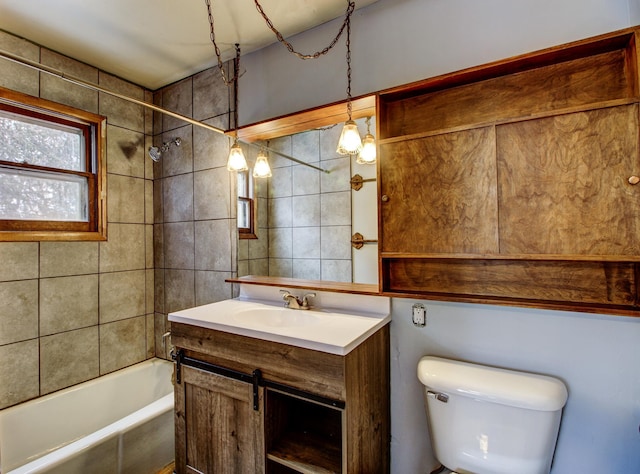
[161,126,193,177]
[99,270,146,324]
[99,316,146,375]
[195,220,232,271]
[99,72,145,132]
[154,312,170,359]
[249,259,268,276]
[145,179,154,224]
[320,191,351,226]
[269,197,293,228]
[144,135,154,180]
[0,31,39,96]
[164,222,195,269]
[0,280,38,346]
[292,164,320,196]
[292,259,321,280]
[163,174,194,222]
[194,167,232,220]
[145,269,155,315]
[162,78,192,131]
[292,130,320,163]
[107,174,145,223]
[321,226,352,260]
[99,223,146,272]
[40,327,99,395]
[269,258,293,278]
[144,90,154,136]
[195,271,233,306]
[193,123,229,171]
[106,125,145,178]
[154,269,165,314]
[40,49,99,113]
[145,313,155,358]
[0,340,39,409]
[193,67,229,121]
[40,275,99,336]
[40,242,99,277]
[269,228,293,259]
[292,227,321,259]
[320,156,351,193]
[164,269,194,313]
[146,225,154,269]
[321,259,352,282]
[292,195,320,227]
[0,242,38,282]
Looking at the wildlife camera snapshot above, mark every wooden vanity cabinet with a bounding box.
[377,27,640,316]
[171,321,390,474]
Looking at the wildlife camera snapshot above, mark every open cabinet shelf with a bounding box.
[266,389,343,474]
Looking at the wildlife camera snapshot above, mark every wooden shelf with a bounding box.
[267,431,342,474]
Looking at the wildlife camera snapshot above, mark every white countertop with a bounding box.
[169,294,390,355]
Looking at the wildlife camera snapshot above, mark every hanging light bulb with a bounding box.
[357,116,376,164]
[337,120,362,155]
[253,149,272,178]
[227,138,248,171]
[336,10,362,156]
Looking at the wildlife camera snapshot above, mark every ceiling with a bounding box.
[0,0,378,90]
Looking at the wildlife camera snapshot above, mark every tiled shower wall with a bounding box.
[152,66,238,356]
[0,31,155,409]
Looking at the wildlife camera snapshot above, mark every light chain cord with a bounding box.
[253,0,355,60]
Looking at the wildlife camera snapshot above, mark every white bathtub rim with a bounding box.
[6,393,174,474]
[0,358,174,473]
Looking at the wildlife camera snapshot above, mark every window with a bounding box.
[237,170,256,239]
[0,87,106,241]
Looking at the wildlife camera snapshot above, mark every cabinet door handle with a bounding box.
[629,176,640,185]
[381,194,389,202]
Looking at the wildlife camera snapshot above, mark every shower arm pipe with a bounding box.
[0,48,330,174]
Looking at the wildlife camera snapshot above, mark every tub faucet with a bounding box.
[280,290,315,310]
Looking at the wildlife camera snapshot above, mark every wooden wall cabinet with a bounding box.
[172,322,390,474]
[377,27,640,316]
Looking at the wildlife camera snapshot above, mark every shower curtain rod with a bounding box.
[0,48,330,174]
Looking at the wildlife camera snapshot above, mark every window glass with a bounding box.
[0,168,88,221]
[0,108,86,171]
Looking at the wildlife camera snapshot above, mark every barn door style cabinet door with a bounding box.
[377,27,640,315]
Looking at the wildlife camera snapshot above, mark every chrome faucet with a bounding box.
[280,290,316,310]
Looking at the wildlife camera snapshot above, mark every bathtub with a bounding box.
[0,358,175,474]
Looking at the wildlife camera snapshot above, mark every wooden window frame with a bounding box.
[237,170,257,239]
[0,87,106,241]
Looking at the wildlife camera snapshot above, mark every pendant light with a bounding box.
[336,8,361,155]
[253,148,272,178]
[225,44,248,171]
[356,116,376,164]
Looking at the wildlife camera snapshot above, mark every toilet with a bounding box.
[417,356,568,474]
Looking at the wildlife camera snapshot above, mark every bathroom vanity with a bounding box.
[169,281,390,473]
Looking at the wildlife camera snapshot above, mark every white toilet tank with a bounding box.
[417,356,568,474]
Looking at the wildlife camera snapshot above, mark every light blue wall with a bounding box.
[239,1,640,472]
[240,0,632,124]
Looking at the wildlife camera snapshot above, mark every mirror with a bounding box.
[236,103,377,285]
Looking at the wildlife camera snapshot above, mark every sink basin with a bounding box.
[168,296,391,355]
[232,307,321,328]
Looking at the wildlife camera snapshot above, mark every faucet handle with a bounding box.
[302,292,316,308]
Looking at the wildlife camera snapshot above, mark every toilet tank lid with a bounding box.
[417,356,568,411]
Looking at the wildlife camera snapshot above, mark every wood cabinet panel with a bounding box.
[497,104,640,257]
[176,366,264,474]
[382,49,631,138]
[172,322,345,401]
[383,258,637,310]
[380,126,498,254]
